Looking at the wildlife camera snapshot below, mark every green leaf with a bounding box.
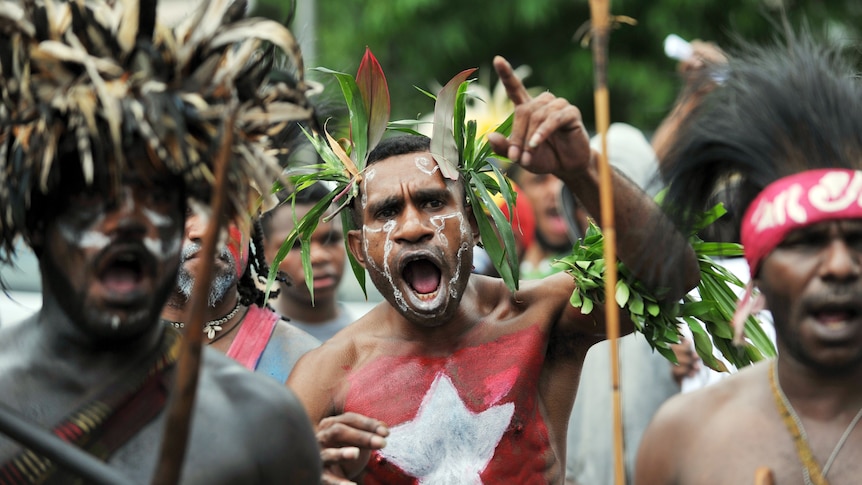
[581,297,594,315]
[430,68,476,180]
[615,280,630,308]
[314,66,368,166]
[469,174,518,291]
[570,291,583,307]
[341,210,367,298]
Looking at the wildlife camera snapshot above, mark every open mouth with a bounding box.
[812,306,858,330]
[96,246,152,299]
[403,259,442,302]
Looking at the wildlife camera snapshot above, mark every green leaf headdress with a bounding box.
[0,0,315,263]
[273,48,522,299]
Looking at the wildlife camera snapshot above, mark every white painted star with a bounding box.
[379,372,514,484]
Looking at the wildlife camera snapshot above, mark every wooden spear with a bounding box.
[587,1,625,484]
[150,106,238,484]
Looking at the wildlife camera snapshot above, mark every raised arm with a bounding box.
[487,56,699,301]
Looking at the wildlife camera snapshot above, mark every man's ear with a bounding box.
[347,228,367,268]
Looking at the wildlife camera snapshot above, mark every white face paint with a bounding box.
[144,236,181,261]
[431,211,472,299]
[364,220,409,313]
[362,168,377,210]
[59,225,111,250]
[58,188,181,262]
[414,155,440,176]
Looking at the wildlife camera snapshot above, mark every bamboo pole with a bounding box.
[150,107,238,484]
[587,1,625,484]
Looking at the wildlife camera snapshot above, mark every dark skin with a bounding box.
[161,211,319,369]
[288,56,699,484]
[636,220,862,485]
[0,167,321,484]
[263,202,347,324]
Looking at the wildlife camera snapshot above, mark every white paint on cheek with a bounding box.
[60,224,111,250]
[111,314,120,330]
[447,213,470,298]
[451,242,470,299]
[429,211,461,246]
[414,155,439,176]
[144,236,181,261]
[143,208,172,228]
[363,221,408,313]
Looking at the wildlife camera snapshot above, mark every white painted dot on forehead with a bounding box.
[361,168,377,209]
[414,155,440,176]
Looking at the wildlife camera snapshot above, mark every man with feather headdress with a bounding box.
[0,0,320,482]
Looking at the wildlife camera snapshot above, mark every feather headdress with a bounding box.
[270,48,520,298]
[0,0,315,263]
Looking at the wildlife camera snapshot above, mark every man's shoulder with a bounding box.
[656,360,769,430]
[199,347,297,408]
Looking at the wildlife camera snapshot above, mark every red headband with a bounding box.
[740,169,862,276]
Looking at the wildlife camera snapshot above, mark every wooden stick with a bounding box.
[150,106,237,484]
[587,1,625,484]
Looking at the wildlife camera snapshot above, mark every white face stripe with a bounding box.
[363,220,409,313]
[143,207,173,228]
[364,208,471,316]
[361,168,376,211]
[61,225,111,250]
[414,155,440,176]
[57,188,181,261]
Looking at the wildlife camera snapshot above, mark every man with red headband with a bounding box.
[635,32,862,485]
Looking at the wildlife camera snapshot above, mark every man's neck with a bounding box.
[776,356,862,418]
[33,299,166,387]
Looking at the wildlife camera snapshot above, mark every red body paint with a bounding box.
[346,325,552,484]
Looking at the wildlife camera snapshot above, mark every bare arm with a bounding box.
[487,55,699,301]
[287,347,389,485]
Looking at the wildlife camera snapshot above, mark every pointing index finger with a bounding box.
[493,55,531,105]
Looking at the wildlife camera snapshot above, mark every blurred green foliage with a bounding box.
[293,0,862,135]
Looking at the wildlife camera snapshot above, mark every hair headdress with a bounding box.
[271,48,521,298]
[0,0,316,263]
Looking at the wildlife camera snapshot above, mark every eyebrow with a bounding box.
[366,195,402,216]
[365,187,454,216]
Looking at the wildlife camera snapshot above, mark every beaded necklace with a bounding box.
[769,361,862,485]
